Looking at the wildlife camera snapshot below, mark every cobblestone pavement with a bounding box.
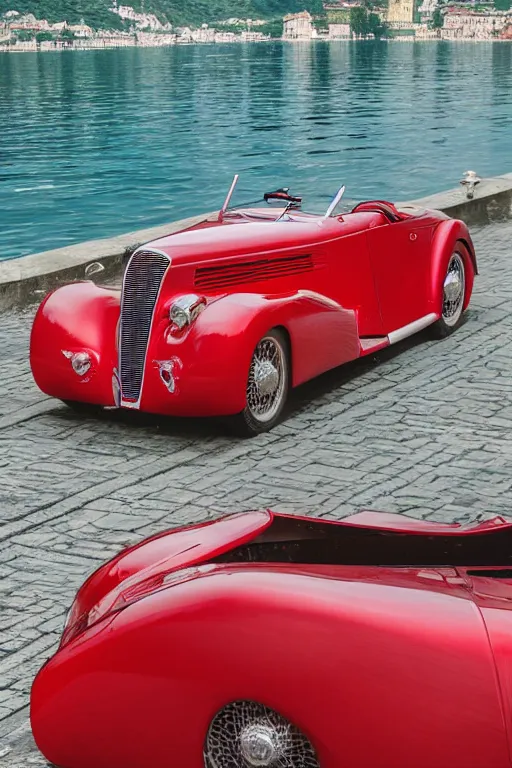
[1,220,512,764]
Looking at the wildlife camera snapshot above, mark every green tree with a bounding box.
[36,30,54,41]
[350,5,368,36]
[0,0,331,30]
[431,7,443,27]
[494,0,511,10]
[14,29,35,40]
[368,11,385,36]
[61,27,75,38]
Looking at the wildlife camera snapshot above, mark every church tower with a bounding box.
[387,0,417,23]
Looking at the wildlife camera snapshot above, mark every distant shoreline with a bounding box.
[1,36,511,52]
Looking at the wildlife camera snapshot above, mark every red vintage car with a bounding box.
[31,509,512,768]
[30,178,476,435]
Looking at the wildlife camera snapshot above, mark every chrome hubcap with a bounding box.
[253,359,279,397]
[247,337,286,423]
[204,700,320,768]
[442,253,465,326]
[240,724,281,766]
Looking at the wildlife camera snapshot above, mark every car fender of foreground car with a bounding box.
[30,177,477,435]
[31,509,512,768]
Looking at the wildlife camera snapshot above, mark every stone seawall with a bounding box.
[1,172,511,310]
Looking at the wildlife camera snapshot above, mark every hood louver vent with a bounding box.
[194,253,315,291]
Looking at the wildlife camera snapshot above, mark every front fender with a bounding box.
[429,219,477,313]
[144,291,360,416]
[30,282,120,405]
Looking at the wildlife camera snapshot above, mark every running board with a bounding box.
[387,313,438,345]
[359,337,389,355]
[359,313,439,356]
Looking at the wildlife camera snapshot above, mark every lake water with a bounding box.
[1,41,511,260]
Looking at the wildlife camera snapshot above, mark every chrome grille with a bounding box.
[119,250,170,403]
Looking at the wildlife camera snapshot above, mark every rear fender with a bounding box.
[429,220,477,313]
[31,566,509,768]
[30,282,120,405]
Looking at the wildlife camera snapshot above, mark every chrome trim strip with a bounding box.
[388,313,438,345]
[119,247,171,409]
[296,289,342,310]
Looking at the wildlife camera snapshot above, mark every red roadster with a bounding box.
[31,509,512,768]
[30,178,476,435]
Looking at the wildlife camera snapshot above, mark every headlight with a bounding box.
[169,294,206,329]
[71,352,91,376]
[62,350,92,376]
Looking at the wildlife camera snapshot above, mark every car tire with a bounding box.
[228,328,290,437]
[429,243,473,339]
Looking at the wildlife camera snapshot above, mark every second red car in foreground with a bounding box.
[30,178,477,435]
[32,509,512,768]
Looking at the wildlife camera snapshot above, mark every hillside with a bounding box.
[0,0,325,29]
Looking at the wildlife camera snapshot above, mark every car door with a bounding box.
[325,228,386,338]
[366,219,434,334]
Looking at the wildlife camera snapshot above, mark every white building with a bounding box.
[240,30,270,41]
[192,24,215,42]
[417,0,438,22]
[328,23,351,37]
[136,31,176,45]
[442,10,511,38]
[68,22,93,37]
[214,31,237,42]
[283,11,315,39]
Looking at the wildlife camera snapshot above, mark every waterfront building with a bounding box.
[9,14,51,31]
[328,22,351,36]
[417,0,439,23]
[191,24,216,42]
[68,22,93,38]
[283,11,316,39]
[442,9,512,38]
[240,30,270,40]
[415,23,441,36]
[218,17,267,26]
[136,31,176,45]
[214,31,237,42]
[49,22,67,32]
[387,0,417,24]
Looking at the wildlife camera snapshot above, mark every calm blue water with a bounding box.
[1,41,511,260]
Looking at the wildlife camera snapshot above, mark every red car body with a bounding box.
[30,189,476,434]
[31,509,512,768]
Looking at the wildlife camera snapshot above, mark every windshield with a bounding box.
[219,174,358,220]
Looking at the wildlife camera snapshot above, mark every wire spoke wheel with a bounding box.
[204,700,320,768]
[442,252,465,327]
[246,335,287,424]
[228,329,289,437]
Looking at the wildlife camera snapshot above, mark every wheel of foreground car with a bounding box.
[204,700,320,768]
[430,244,471,338]
[229,329,289,437]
